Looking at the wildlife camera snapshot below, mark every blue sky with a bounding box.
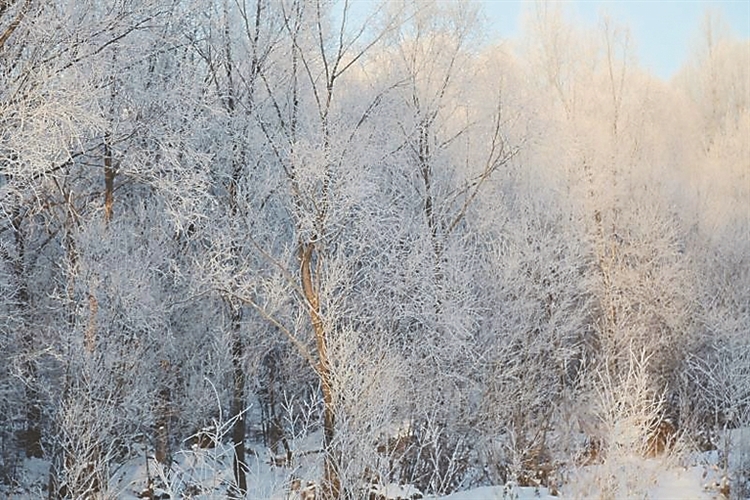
[480,0,750,80]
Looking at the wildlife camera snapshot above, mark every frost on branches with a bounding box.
[0,1,748,499]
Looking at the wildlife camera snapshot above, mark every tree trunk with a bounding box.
[417,117,445,319]
[229,304,248,498]
[11,208,43,458]
[155,358,173,466]
[154,384,171,466]
[299,242,340,499]
[103,131,115,225]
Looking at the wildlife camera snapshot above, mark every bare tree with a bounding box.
[193,1,406,496]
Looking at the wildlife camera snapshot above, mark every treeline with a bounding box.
[0,1,748,498]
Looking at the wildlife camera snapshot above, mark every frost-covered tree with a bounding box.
[192,0,413,496]
[675,10,750,446]
[1,1,748,498]
[1,1,219,495]
[516,1,708,471]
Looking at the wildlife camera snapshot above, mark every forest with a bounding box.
[0,0,748,498]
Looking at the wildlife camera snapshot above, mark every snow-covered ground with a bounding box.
[2,433,742,499]
[434,460,724,500]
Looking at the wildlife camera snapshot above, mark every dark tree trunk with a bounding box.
[230,306,248,498]
[11,208,43,458]
[103,131,115,225]
[154,384,172,466]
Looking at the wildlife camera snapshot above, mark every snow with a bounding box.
[561,454,723,500]
[431,485,507,499]
[0,456,724,500]
[5,457,50,497]
[431,454,723,500]
[1,437,739,500]
[648,466,716,500]
[370,482,424,499]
